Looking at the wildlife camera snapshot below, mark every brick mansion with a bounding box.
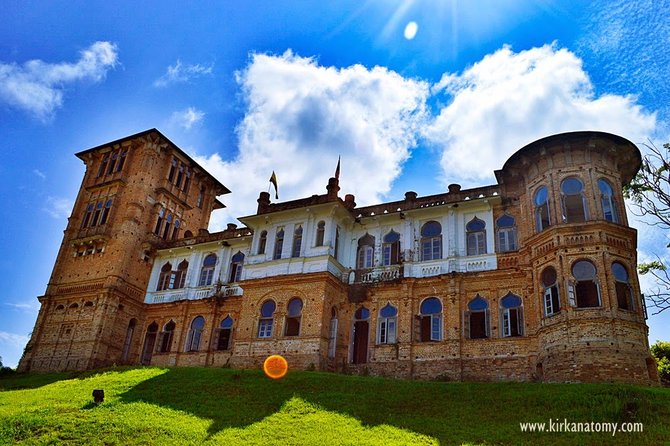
[18,129,659,384]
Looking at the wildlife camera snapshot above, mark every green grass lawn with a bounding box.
[0,367,668,445]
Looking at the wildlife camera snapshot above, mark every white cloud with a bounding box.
[4,301,39,313]
[194,50,429,229]
[424,44,657,186]
[32,169,46,179]
[0,41,118,120]
[154,60,213,87]
[170,107,205,130]
[42,196,73,219]
[0,331,29,349]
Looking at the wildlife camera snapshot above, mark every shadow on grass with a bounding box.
[117,367,670,444]
[0,371,78,390]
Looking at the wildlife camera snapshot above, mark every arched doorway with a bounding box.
[352,306,369,364]
[141,322,158,365]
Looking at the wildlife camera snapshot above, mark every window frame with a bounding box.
[258,300,276,338]
[466,217,487,256]
[420,221,442,261]
[534,186,551,232]
[418,297,442,342]
[377,303,398,344]
[560,177,589,223]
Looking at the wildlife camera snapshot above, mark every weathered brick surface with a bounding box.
[20,130,659,385]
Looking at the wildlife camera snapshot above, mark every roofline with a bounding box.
[500,131,641,184]
[75,128,231,195]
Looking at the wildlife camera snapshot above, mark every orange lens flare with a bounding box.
[263,354,289,379]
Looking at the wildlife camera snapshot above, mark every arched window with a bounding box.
[229,251,244,283]
[284,298,303,336]
[258,230,268,255]
[162,213,173,240]
[570,260,600,308]
[357,234,375,269]
[466,217,487,256]
[466,295,489,339]
[612,262,634,310]
[199,254,217,286]
[258,300,276,338]
[534,187,551,231]
[82,203,94,228]
[217,316,234,350]
[420,221,442,261]
[541,266,560,316]
[91,201,103,226]
[121,319,137,362]
[328,307,338,359]
[186,316,205,351]
[173,260,188,289]
[154,208,165,235]
[159,320,176,353]
[157,262,172,291]
[500,292,523,337]
[598,179,619,223]
[100,199,113,225]
[382,230,401,266]
[496,214,517,252]
[292,225,303,258]
[561,177,588,223]
[171,219,180,240]
[419,297,442,341]
[377,303,397,344]
[141,322,158,365]
[274,228,284,260]
[315,221,325,246]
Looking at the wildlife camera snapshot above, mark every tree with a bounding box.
[650,340,670,384]
[624,141,670,314]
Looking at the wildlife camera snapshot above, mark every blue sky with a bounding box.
[1,0,669,368]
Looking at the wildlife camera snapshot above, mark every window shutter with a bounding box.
[212,328,221,350]
[414,315,421,342]
[596,282,602,306]
[543,288,553,315]
[567,280,576,307]
[517,308,524,336]
[388,318,397,343]
[502,309,510,337]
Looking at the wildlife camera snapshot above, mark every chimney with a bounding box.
[344,194,356,210]
[226,223,237,231]
[404,191,417,208]
[448,184,461,193]
[257,191,270,214]
[327,177,340,200]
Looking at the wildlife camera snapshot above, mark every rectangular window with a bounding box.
[258,319,273,338]
[497,228,517,252]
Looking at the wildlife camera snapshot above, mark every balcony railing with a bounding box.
[146,284,243,304]
[349,265,403,284]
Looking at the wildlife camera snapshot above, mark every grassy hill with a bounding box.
[0,367,669,445]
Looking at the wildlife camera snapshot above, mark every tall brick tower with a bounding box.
[496,132,656,383]
[19,129,229,372]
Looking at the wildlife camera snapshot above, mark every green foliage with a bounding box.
[639,261,667,275]
[651,341,670,382]
[0,367,668,445]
